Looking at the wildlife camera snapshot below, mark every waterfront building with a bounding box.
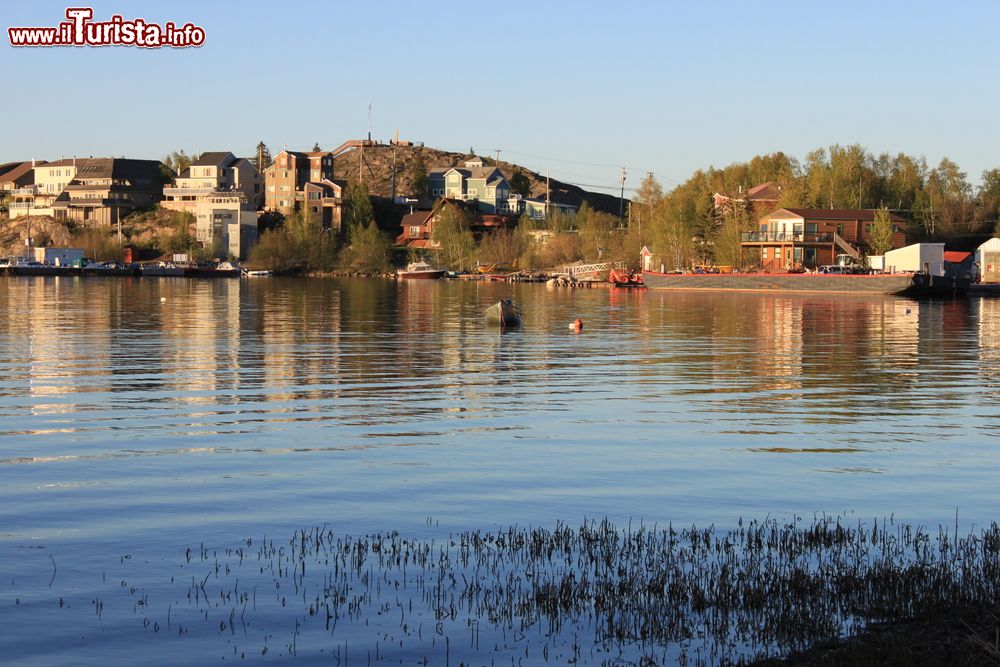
[194,191,258,259]
[976,238,1000,283]
[740,208,907,271]
[161,152,262,258]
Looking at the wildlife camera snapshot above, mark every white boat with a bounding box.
[243,269,273,277]
[397,261,446,280]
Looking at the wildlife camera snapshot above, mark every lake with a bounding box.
[1,276,998,664]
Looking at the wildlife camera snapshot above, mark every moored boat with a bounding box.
[397,261,446,280]
[140,262,185,277]
[609,268,644,287]
[484,300,522,327]
[184,261,241,278]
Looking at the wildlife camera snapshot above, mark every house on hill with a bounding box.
[741,208,907,271]
[162,151,262,212]
[263,149,348,232]
[521,196,578,220]
[160,152,263,258]
[713,182,781,214]
[395,197,516,249]
[0,161,42,195]
[427,157,512,214]
[9,158,164,225]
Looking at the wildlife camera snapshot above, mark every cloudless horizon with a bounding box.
[3,0,999,192]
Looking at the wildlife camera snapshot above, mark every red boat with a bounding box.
[609,268,644,287]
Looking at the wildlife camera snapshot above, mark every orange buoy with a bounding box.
[569,318,583,331]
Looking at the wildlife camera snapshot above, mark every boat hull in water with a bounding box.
[641,270,919,295]
[484,300,521,326]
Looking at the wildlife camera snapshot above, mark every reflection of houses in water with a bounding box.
[869,299,920,368]
[753,297,803,393]
[1,277,116,421]
[977,298,1000,393]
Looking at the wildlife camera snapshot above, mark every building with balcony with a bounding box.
[0,161,42,196]
[296,179,349,232]
[10,158,164,224]
[8,159,71,218]
[263,149,336,216]
[740,208,907,271]
[161,152,262,213]
[427,157,512,214]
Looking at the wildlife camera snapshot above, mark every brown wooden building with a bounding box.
[740,208,907,271]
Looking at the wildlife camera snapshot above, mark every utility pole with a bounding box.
[494,148,502,166]
[618,166,627,221]
[390,143,397,201]
[545,171,550,222]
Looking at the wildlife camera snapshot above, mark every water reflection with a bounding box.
[0,277,990,450]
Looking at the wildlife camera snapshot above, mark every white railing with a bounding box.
[563,261,627,276]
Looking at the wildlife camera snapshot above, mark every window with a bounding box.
[410,226,421,236]
[763,247,770,259]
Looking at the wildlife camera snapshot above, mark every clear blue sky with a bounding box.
[3,0,998,193]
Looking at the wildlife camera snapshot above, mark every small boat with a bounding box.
[398,261,446,279]
[484,300,521,327]
[242,269,273,277]
[608,268,644,287]
[185,261,241,278]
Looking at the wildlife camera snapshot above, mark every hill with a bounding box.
[328,143,626,215]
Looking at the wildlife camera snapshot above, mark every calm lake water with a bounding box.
[2,276,999,664]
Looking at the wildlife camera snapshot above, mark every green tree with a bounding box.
[432,204,476,270]
[631,173,663,249]
[409,153,429,198]
[342,221,391,272]
[163,150,197,175]
[868,205,895,256]
[344,183,375,230]
[252,141,272,172]
[578,206,617,260]
[715,200,756,268]
[477,229,525,266]
[509,170,531,198]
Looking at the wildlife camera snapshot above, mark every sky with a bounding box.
[3,0,999,194]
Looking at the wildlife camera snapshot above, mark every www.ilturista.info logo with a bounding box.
[8,7,205,48]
